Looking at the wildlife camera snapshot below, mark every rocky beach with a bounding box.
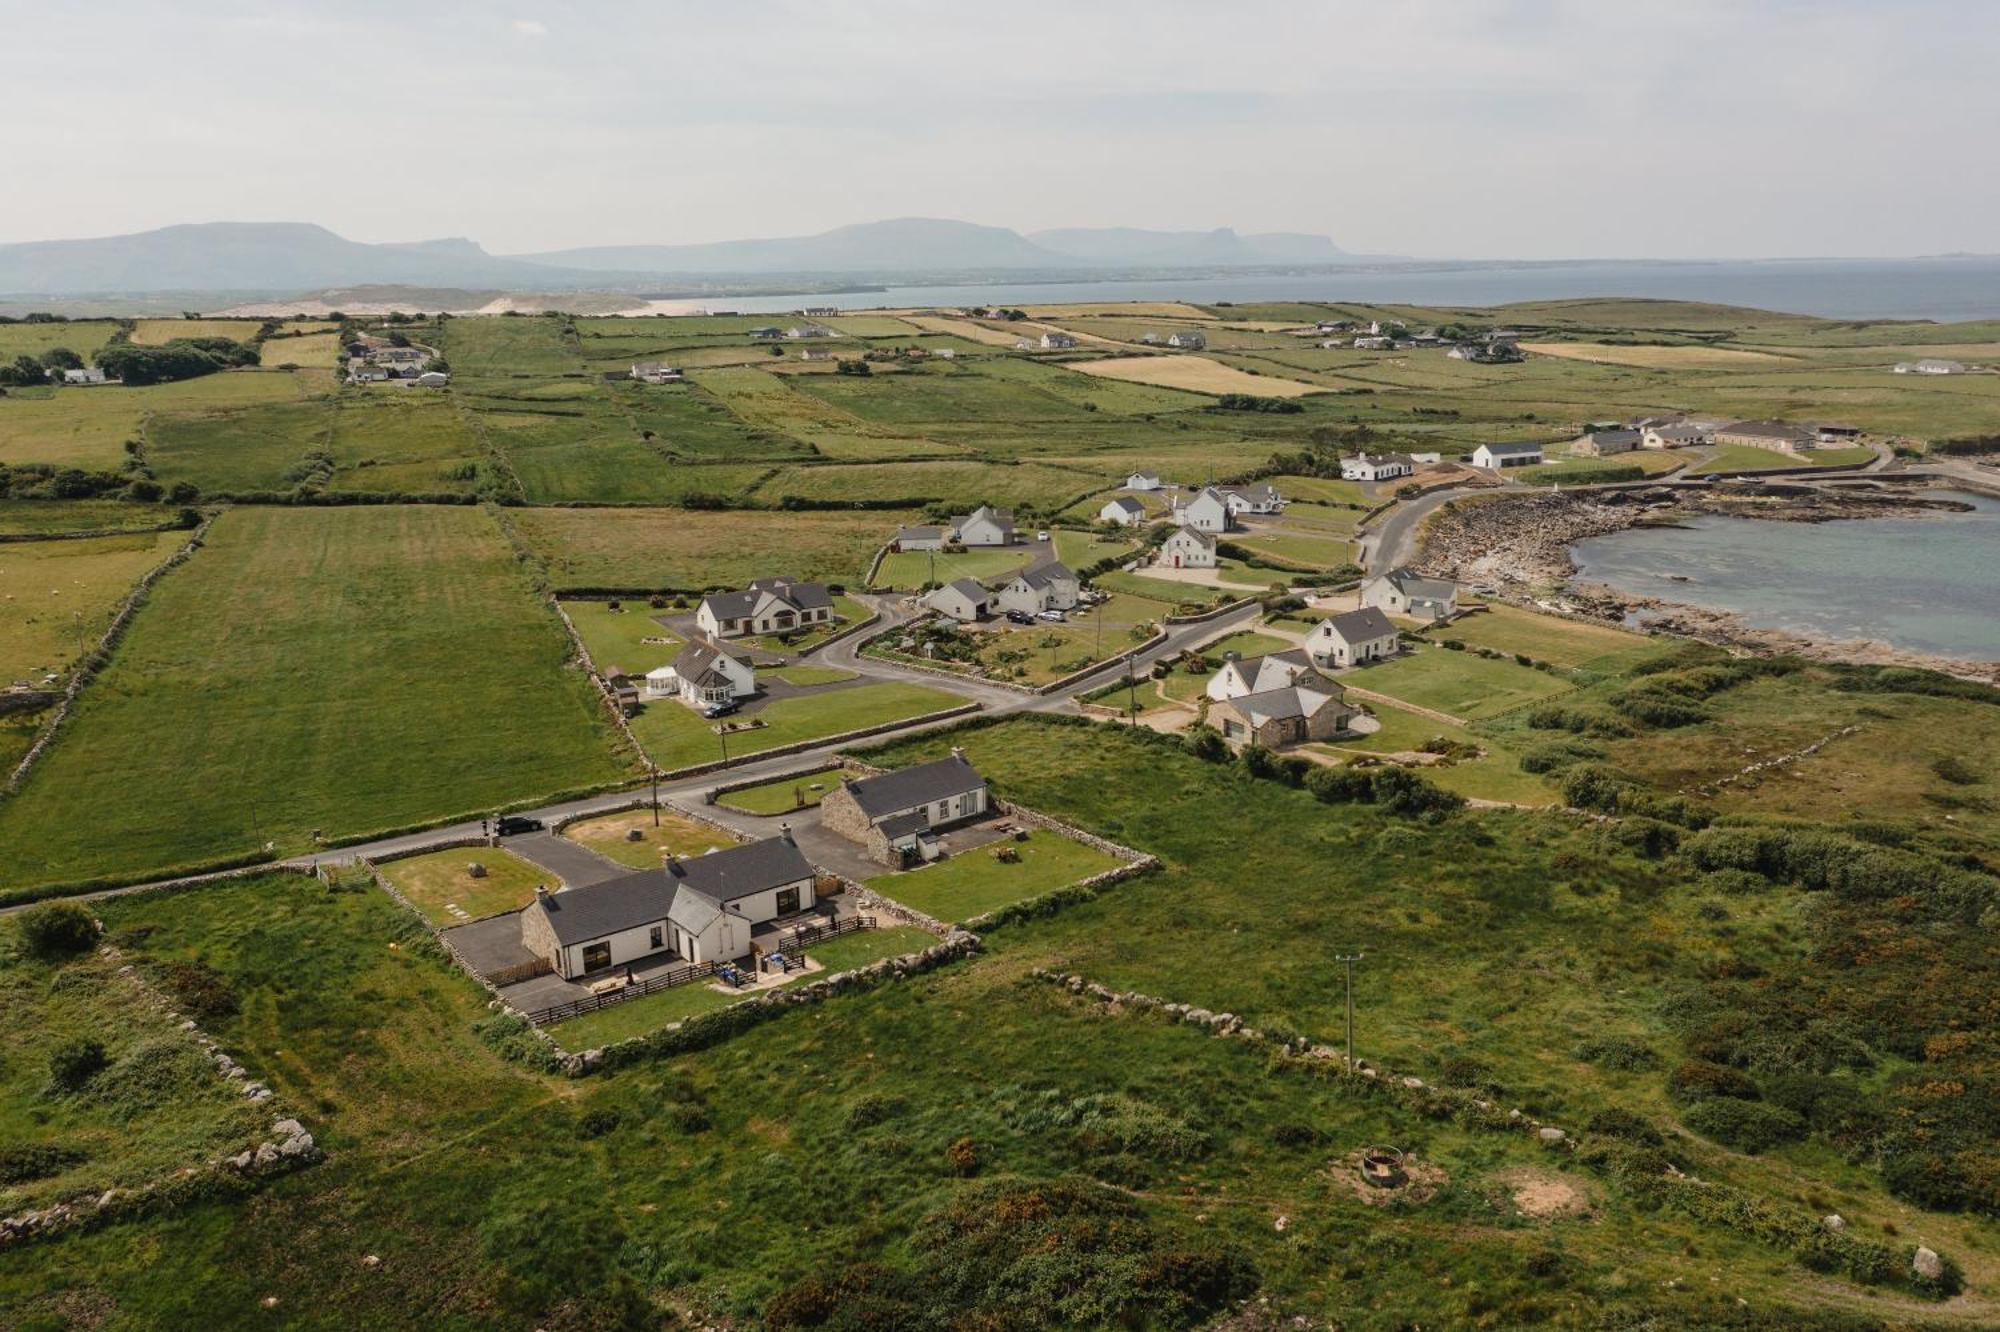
[1416,482,1999,682]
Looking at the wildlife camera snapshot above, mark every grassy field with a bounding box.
[1345,644,1575,720]
[562,600,684,675]
[715,766,845,814]
[1065,354,1322,396]
[626,680,965,771]
[1435,603,1670,675]
[258,331,342,369]
[129,318,261,345]
[0,529,185,682]
[0,370,315,470]
[376,846,551,925]
[561,807,740,869]
[514,507,899,590]
[867,828,1123,921]
[0,319,121,360]
[0,499,186,536]
[0,507,627,894]
[754,459,1096,512]
[872,544,1034,589]
[1520,341,1794,368]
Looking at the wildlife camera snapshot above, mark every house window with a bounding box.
[937,801,949,820]
[582,941,611,972]
[649,926,663,951]
[775,886,800,916]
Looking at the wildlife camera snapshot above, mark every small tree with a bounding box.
[16,900,100,959]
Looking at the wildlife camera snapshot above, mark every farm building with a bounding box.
[519,831,818,977]
[819,750,991,866]
[1572,428,1640,456]
[1470,442,1544,469]
[1714,420,1817,455]
[1099,496,1147,527]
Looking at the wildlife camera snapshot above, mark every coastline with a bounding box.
[1416,484,2000,683]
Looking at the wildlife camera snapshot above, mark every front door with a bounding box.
[775,887,800,916]
[582,941,611,973]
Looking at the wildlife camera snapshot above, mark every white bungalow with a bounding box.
[1306,608,1400,669]
[1099,496,1147,527]
[1361,568,1459,622]
[696,577,835,639]
[1470,442,1545,469]
[646,638,757,708]
[1125,471,1163,491]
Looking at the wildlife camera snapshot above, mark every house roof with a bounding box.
[1377,567,1456,601]
[1320,607,1397,643]
[875,810,930,840]
[665,834,814,904]
[1016,561,1076,590]
[936,577,988,603]
[1720,419,1812,441]
[840,754,987,822]
[895,524,943,542]
[1478,441,1543,457]
[1220,483,1282,504]
[670,637,749,681]
[1103,496,1146,514]
[1127,470,1160,482]
[1227,685,1344,726]
[702,578,832,621]
[532,875,674,947]
[1585,429,1641,447]
[533,836,814,946]
[1168,526,1217,548]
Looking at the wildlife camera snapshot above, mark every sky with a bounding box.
[3,0,1996,260]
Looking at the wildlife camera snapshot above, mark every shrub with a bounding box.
[48,1037,108,1092]
[1682,1097,1806,1153]
[1585,1107,1666,1145]
[147,958,238,1020]
[0,1142,87,1184]
[667,1101,711,1134]
[16,901,100,959]
[1930,754,1981,785]
[576,1107,621,1139]
[944,1135,980,1176]
[1573,1036,1660,1072]
[1667,1059,1760,1103]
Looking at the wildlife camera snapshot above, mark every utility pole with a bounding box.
[716,724,730,764]
[650,764,660,826]
[1335,952,1364,1071]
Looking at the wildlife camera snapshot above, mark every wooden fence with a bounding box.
[523,958,719,1027]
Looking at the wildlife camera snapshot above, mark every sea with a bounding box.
[1568,493,2000,662]
[622,257,2000,322]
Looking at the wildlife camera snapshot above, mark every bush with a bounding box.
[0,1142,87,1184]
[944,1135,980,1176]
[147,958,238,1020]
[1682,1097,1807,1153]
[1573,1036,1660,1072]
[48,1037,108,1092]
[1930,754,1981,785]
[1668,1059,1761,1103]
[1585,1107,1666,1145]
[16,900,100,959]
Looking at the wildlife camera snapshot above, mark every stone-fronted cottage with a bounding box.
[1306,607,1400,669]
[519,830,817,977]
[1207,683,1358,752]
[819,751,990,865]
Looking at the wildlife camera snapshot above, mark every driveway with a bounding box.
[504,831,628,888]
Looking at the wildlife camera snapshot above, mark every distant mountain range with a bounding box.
[0,218,1360,296]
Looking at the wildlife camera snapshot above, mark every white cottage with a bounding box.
[922,578,991,622]
[994,562,1080,616]
[1306,607,1400,669]
[1099,496,1147,527]
[1158,526,1218,569]
[1361,568,1459,622]
[1174,487,1233,533]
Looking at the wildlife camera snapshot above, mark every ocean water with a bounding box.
[1568,493,2000,661]
[638,258,2000,322]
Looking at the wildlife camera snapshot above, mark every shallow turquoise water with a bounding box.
[1570,493,2000,662]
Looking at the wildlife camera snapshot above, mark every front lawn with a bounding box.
[627,680,967,771]
[1343,645,1574,721]
[376,846,551,926]
[768,664,859,687]
[871,546,1033,590]
[562,808,740,869]
[1052,528,1142,569]
[717,767,846,814]
[866,829,1124,922]
[563,600,684,676]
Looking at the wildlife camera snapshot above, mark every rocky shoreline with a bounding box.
[1416,483,1998,682]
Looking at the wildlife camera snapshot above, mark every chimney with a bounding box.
[665,853,684,877]
[534,884,552,907]
[950,746,965,760]
[779,822,796,846]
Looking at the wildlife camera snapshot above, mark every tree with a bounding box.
[40,346,83,371]
[17,900,100,959]
[0,354,47,387]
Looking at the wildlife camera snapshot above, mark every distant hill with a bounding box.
[1028,226,1347,266]
[0,223,595,296]
[0,218,1359,296]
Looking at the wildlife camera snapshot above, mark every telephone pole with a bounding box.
[1334,952,1364,1071]
[650,764,660,826]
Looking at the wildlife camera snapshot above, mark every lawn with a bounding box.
[865,828,1123,921]
[1690,444,1875,475]
[562,599,684,676]
[1434,603,1670,676]
[767,664,858,686]
[626,680,966,771]
[1051,527,1141,569]
[0,529,185,683]
[1344,645,1574,721]
[738,593,870,653]
[547,923,938,1049]
[872,545,1034,590]
[716,766,845,814]
[1229,530,1355,570]
[375,846,551,926]
[561,807,740,869]
[1193,628,1292,660]
[514,507,901,591]
[0,507,628,895]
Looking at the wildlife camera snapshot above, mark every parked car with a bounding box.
[1037,609,1067,622]
[1004,609,1035,625]
[700,700,738,719]
[496,815,543,836]
[1035,530,1050,542]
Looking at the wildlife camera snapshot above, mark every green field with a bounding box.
[0,370,317,471]
[562,599,685,675]
[0,529,185,682]
[872,544,1034,589]
[715,766,845,814]
[515,506,899,590]
[561,807,739,868]
[1434,603,1670,675]
[1344,643,1575,720]
[626,679,965,771]
[866,828,1123,921]
[0,507,627,893]
[376,846,551,926]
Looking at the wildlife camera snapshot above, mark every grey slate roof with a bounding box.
[1586,428,1642,448]
[533,875,674,946]
[1104,496,1146,515]
[671,637,748,681]
[875,809,930,840]
[1228,685,1345,725]
[1380,567,1456,601]
[703,577,831,621]
[944,577,988,602]
[1479,441,1543,457]
[534,836,813,946]
[895,524,943,543]
[1017,561,1076,590]
[841,754,987,821]
[1321,607,1397,643]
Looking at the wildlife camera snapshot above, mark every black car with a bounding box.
[496,815,543,836]
[1005,609,1035,624]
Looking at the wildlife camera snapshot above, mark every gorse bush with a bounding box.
[16,900,100,959]
[47,1037,108,1093]
[1682,1097,1807,1153]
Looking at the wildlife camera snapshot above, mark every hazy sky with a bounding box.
[5,0,1996,259]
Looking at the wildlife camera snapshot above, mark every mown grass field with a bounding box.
[561,807,741,868]
[1065,353,1323,396]
[0,370,316,470]
[715,766,844,814]
[376,845,551,925]
[626,680,965,771]
[1344,643,1575,720]
[0,528,185,682]
[867,828,1122,921]
[0,507,628,893]
[514,507,898,590]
